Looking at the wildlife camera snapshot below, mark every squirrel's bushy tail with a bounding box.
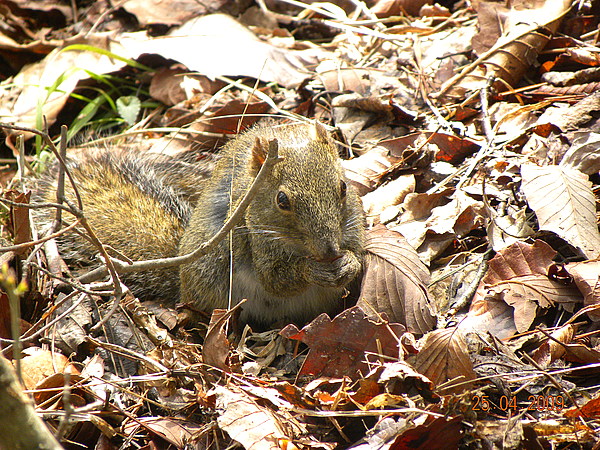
[33,150,210,303]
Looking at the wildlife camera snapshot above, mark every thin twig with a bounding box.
[79,138,282,282]
[0,220,80,253]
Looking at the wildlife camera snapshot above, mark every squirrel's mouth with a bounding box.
[312,254,343,263]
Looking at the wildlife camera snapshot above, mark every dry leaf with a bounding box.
[19,348,80,391]
[342,146,404,196]
[361,175,415,226]
[120,14,319,88]
[565,260,600,321]
[2,35,124,141]
[358,224,435,334]
[123,417,205,447]
[440,0,572,99]
[530,324,574,368]
[413,327,476,393]
[565,396,600,418]
[281,306,407,379]
[3,189,31,255]
[202,309,232,372]
[122,0,216,26]
[378,361,439,403]
[395,189,485,264]
[213,385,298,450]
[463,240,581,338]
[389,416,464,450]
[521,163,600,259]
[560,130,600,175]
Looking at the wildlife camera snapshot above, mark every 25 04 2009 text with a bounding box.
[472,394,564,412]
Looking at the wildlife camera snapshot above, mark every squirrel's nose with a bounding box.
[315,242,342,262]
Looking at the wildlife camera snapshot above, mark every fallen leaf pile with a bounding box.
[2,0,600,448]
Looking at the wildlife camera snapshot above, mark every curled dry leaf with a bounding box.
[202,309,233,372]
[358,224,435,334]
[530,324,574,368]
[361,174,415,226]
[19,348,80,391]
[379,361,440,404]
[440,0,572,99]
[413,327,476,394]
[342,146,403,196]
[342,131,468,196]
[521,163,600,259]
[395,189,485,264]
[560,130,600,175]
[487,206,534,252]
[462,240,582,339]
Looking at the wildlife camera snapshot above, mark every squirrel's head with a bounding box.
[246,122,362,261]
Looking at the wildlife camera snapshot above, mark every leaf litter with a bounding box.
[2,0,600,448]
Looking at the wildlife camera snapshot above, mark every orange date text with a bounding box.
[471,395,564,412]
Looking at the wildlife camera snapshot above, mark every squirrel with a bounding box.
[34,122,365,326]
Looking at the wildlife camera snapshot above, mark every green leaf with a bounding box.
[116,96,141,126]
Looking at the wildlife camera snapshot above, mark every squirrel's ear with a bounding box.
[312,121,330,142]
[249,137,268,176]
[311,121,338,156]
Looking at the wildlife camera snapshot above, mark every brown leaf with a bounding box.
[149,66,189,106]
[390,416,463,450]
[3,189,31,255]
[122,0,216,26]
[121,14,319,88]
[34,372,86,408]
[440,0,572,99]
[343,133,478,196]
[530,324,574,367]
[370,0,432,17]
[19,348,80,391]
[358,224,435,334]
[560,130,600,175]
[563,341,600,365]
[202,309,233,372]
[463,240,581,338]
[565,396,600,418]
[378,361,440,404]
[342,146,404,196]
[361,175,415,227]
[319,68,390,96]
[280,306,407,379]
[487,274,576,332]
[396,189,485,265]
[413,327,476,393]
[193,99,270,135]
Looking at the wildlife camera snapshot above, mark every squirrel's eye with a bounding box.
[276,191,291,210]
[340,180,347,199]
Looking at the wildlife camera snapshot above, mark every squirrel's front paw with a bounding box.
[307,251,361,287]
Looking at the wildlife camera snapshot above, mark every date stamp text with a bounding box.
[472,394,565,413]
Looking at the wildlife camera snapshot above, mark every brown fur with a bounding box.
[35,123,365,325]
